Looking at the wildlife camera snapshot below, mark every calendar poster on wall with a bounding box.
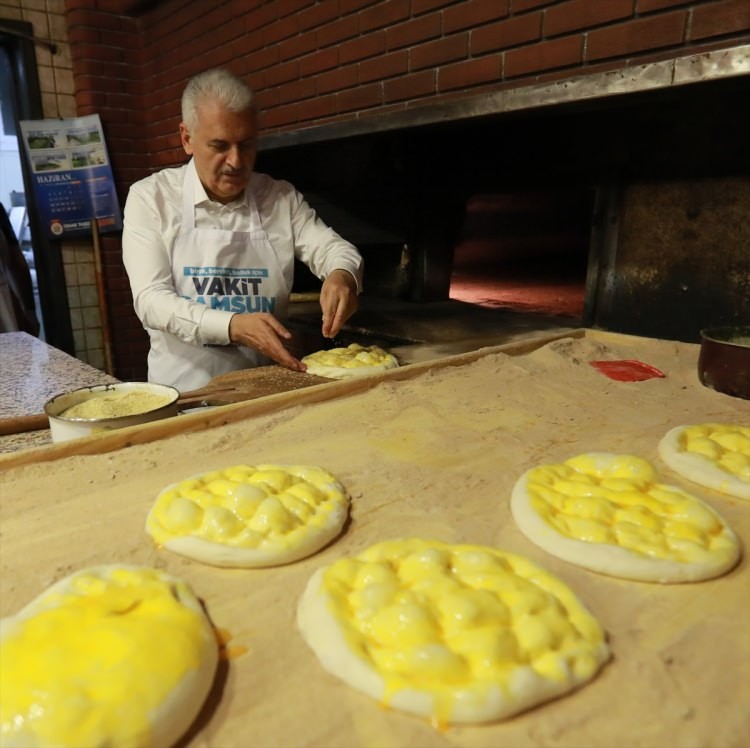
[19,114,122,239]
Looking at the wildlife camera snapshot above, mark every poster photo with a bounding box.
[19,114,122,239]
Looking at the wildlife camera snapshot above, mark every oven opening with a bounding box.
[449,190,593,322]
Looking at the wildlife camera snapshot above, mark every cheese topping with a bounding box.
[676,423,749,479]
[523,454,737,562]
[302,343,399,378]
[657,423,750,500]
[298,538,609,725]
[0,567,215,748]
[146,464,349,567]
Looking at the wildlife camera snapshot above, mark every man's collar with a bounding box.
[187,158,249,209]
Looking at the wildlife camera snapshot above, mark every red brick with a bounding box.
[337,82,383,113]
[505,34,583,77]
[246,46,280,73]
[317,14,360,47]
[298,1,342,32]
[68,26,103,44]
[264,59,299,87]
[262,14,299,45]
[248,69,266,92]
[359,50,409,82]
[261,102,299,129]
[510,0,557,10]
[386,13,442,51]
[544,0,634,37]
[296,93,338,121]
[299,48,340,77]
[438,55,502,91]
[67,9,122,31]
[276,0,315,18]
[412,0,457,13]
[360,0,411,33]
[383,69,436,102]
[339,0,378,13]
[637,0,692,11]
[256,88,280,113]
[444,0,510,33]
[690,0,750,40]
[471,13,542,54]
[278,31,318,61]
[243,3,279,33]
[339,31,387,64]
[587,11,688,60]
[316,65,359,95]
[411,34,470,71]
[276,77,317,105]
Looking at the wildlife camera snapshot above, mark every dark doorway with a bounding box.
[0,20,73,352]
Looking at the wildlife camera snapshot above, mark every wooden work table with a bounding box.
[0,332,117,452]
[0,330,748,747]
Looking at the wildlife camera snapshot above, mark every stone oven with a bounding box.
[258,45,750,345]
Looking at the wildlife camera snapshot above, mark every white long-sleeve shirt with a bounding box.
[122,159,363,348]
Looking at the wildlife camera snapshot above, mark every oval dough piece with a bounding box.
[297,538,610,725]
[511,452,741,583]
[302,343,399,379]
[658,423,750,500]
[0,565,218,748]
[146,464,350,567]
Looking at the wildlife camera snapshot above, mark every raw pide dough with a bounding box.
[146,464,350,567]
[511,453,740,583]
[0,565,217,748]
[658,423,750,500]
[301,343,399,379]
[297,538,610,725]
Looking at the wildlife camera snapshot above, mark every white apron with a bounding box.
[147,170,290,391]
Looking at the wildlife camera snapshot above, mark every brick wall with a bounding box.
[62,0,750,379]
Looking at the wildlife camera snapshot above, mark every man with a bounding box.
[122,68,363,390]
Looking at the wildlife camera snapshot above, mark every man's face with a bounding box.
[180,97,258,203]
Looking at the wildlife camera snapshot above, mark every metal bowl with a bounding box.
[698,326,750,400]
[44,382,180,443]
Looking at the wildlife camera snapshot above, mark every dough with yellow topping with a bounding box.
[146,464,350,567]
[511,453,740,583]
[658,423,750,500]
[297,538,610,725]
[301,343,399,379]
[0,565,217,748]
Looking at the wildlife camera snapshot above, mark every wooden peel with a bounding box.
[0,366,332,437]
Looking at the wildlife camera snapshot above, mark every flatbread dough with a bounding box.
[146,464,349,567]
[511,453,741,583]
[297,538,610,725]
[658,423,750,500]
[302,343,399,379]
[0,565,217,748]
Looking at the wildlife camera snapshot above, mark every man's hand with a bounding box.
[320,269,359,339]
[228,313,306,371]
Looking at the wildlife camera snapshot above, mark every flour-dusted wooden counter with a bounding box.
[0,331,748,748]
[0,331,118,452]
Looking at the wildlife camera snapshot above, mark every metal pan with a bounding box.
[698,326,750,400]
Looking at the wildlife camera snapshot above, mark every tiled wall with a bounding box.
[0,0,105,370]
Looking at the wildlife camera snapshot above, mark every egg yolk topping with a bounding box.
[304,343,397,371]
[525,454,737,562]
[677,423,750,480]
[0,567,210,747]
[147,464,347,549]
[320,539,607,712]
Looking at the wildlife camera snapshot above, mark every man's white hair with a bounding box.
[181,68,255,131]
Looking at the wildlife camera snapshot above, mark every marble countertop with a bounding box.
[0,332,118,453]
